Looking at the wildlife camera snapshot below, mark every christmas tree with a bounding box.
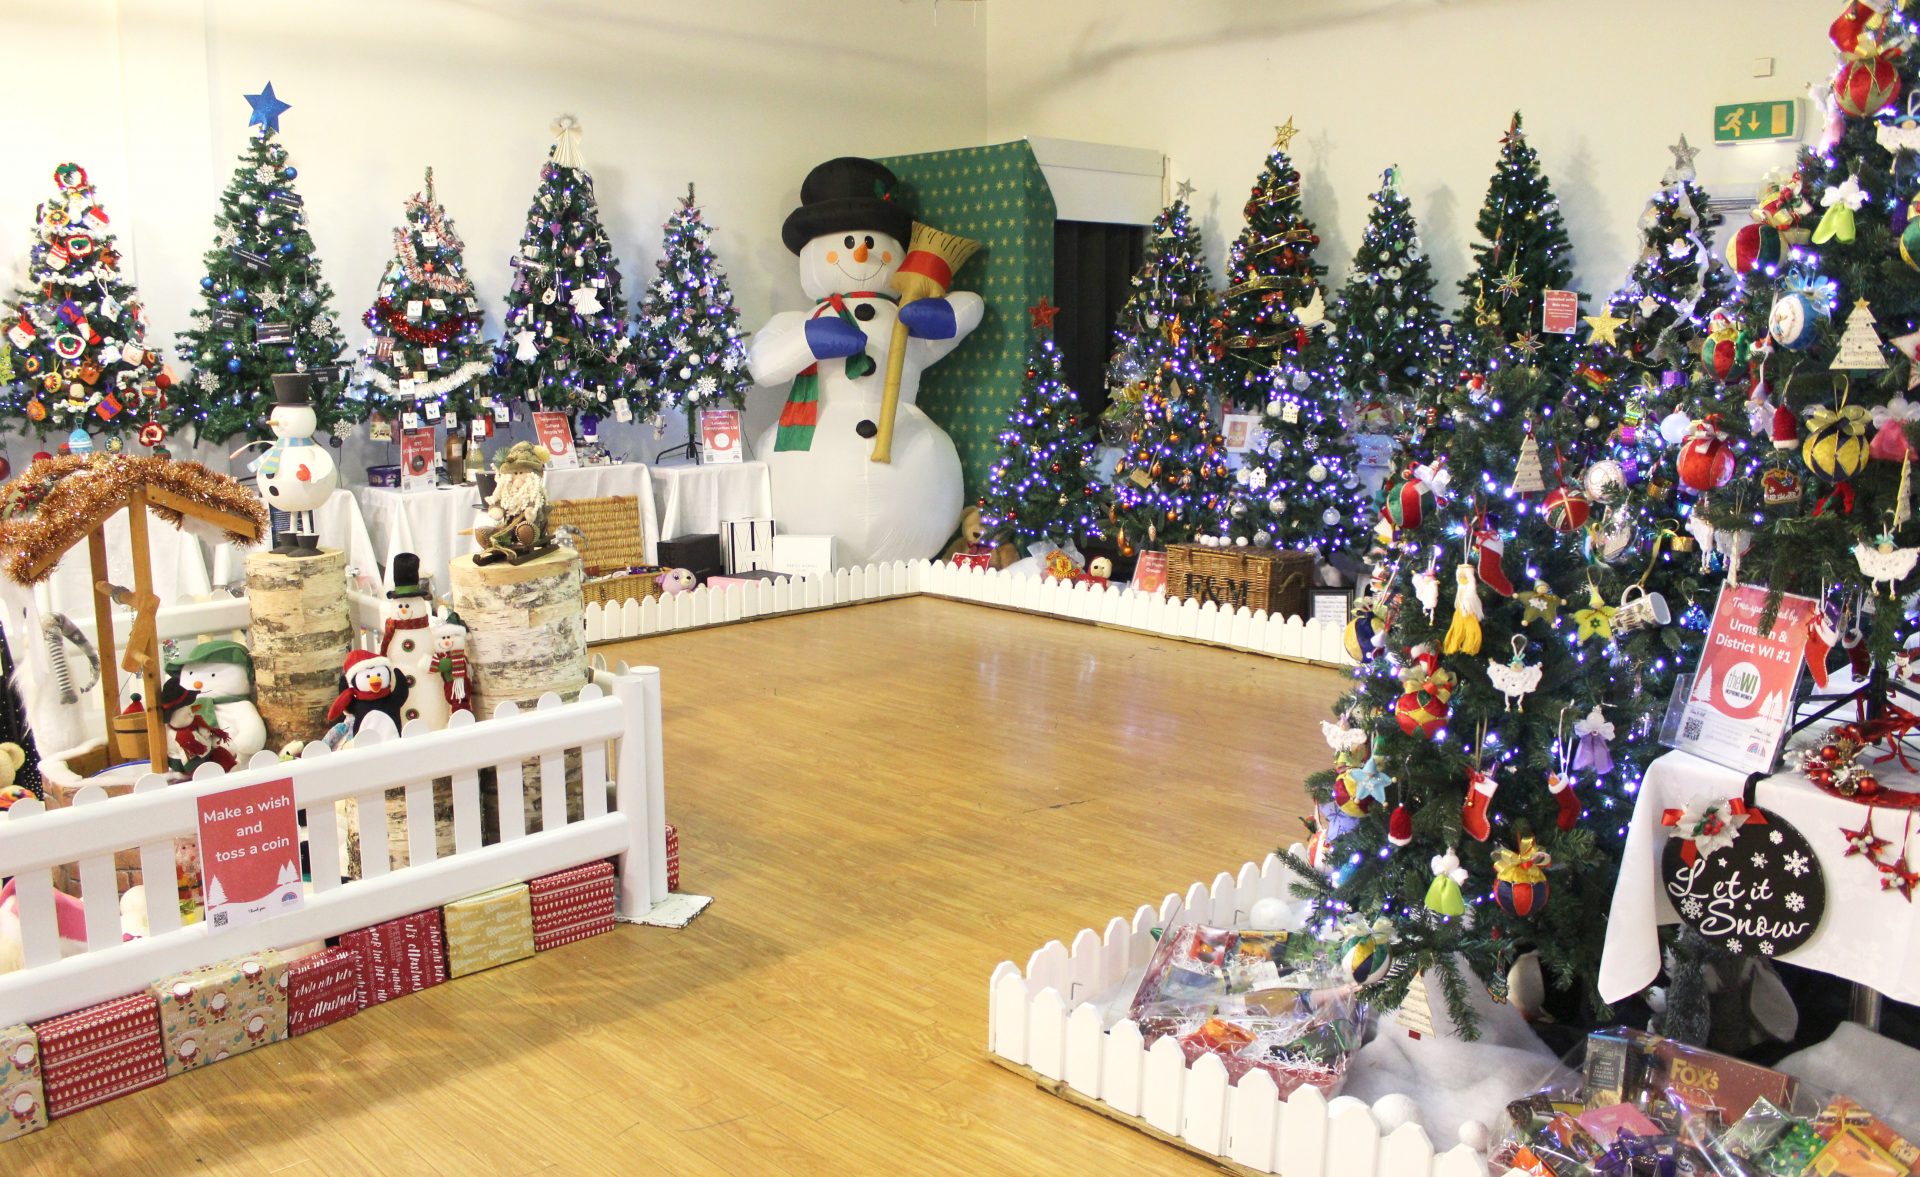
[171,84,354,443]
[361,167,493,425]
[1108,365,1231,552]
[497,117,635,415]
[1213,120,1367,556]
[1104,194,1216,440]
[980,302,1103,548]
[4,162,173,444]
[634,184,750,430]
[1455,113,1580,382]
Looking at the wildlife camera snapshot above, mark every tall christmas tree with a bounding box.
[171,84,354,443]
[1109,365,1231,552]
[4,162,172,444]
[1455,113,1580,382]
[361,167,493,425]
[496,117,635,416]
[1214,120,1367,556]
[981,301,1103,548]
[634,184,750,431]
[1104,194,1216,440]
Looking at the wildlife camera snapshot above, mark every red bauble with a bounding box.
[1542,487,1591,532]
[1394,686,1448,739]
[1494,877,1549,918]
[1835,55,1901,117]
[1677,422,1736,492]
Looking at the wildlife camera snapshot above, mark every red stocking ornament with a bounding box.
[1473,510,1516,598]
[1462,766,1500,842]
[1547,770,1581,832]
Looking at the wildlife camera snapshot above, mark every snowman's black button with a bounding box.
[855,419,878,438]
[854,304,876,322]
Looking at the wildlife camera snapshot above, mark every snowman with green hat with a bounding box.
[161,639,265,774]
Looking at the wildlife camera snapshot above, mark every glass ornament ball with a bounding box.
[1231,502,1248,517]
[1323,508,1342,526]
[201,277,215,290]
[1253,530,1272,546]
[284,166,297,179]
[1308,463,1328,482]
[1267,496,1287,514]
[226,357,242,372]
[1375,307,1389,322]
[1290,371,1311,391]
[1362,352,1375,364]
[1586,415,1602,430]
[1266,399,1285,418]
[279,243,295,255]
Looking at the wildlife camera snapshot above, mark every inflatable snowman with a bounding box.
[258,373,339,556]
[164,640,266,772]
[378,553,448,731]
[750,157,982,566]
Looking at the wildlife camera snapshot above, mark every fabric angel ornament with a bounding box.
[1572,705,1615,774]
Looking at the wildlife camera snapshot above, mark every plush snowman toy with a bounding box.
[257,372,339,557]
[377,553,448,731]
[164,640,266,772]
[750,157,982,567]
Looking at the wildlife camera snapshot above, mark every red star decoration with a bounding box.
[1841,812,1891,859]
[1879,851,1920,902]
[1028,298,1061,330]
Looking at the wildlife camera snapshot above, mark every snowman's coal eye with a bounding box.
[843,235,856,249]
[863,236,874,249]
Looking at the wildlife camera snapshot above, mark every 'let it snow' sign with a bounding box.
[196,778,304,931]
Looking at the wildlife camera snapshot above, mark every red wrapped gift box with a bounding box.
[666,822,680,892]
[287,946,362,1036]
[34,993,165,1120]
[340,909,447,1008]
[529,861,616,951]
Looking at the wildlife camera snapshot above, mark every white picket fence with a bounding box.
[582,560,1355,668]
[0,668,672,1027]
[988,853,1523,1177]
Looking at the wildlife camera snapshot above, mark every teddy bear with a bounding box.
[0,742,32,811]
[940,506,1019,570]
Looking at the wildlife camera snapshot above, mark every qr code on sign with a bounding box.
[211,911,228,928]
[1683,716,1704,741]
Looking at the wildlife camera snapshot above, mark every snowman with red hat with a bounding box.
[749,157,982,566]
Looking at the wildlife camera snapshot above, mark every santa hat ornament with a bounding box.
[1387,804,1414,848]
[1772,403,1800,449]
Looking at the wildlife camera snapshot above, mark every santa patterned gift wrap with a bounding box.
[150,949,291,1076]
[33,993,165,1120]
[667,822,680,892]
[286,946,362,1037]
[528,860,616,951]
[340,909,447,1007]
[0,1024,46,1141]
[443,884,535,978]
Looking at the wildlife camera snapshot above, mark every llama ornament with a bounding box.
[748,157,981,566]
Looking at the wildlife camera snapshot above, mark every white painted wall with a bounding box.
[2,0,989,477]
[984,0,1832,304]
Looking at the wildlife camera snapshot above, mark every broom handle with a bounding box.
[871,311,915,464]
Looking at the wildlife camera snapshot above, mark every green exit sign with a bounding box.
[1714,100,1799,143]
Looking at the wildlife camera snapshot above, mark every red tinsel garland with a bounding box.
[364,298,477,346]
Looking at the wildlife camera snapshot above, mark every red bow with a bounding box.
[1662,799,1768,866]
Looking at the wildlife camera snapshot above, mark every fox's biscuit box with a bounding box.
[151,950,291,1076]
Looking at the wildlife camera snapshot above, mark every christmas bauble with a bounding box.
[1901,202,1920,271]
[1380,477,1432,532]
[1394,685,1448,738]
[1658,408,1693,446]
[1769,292,1823,350]
[1703,334,1739,380]
[1291,371,1311,391]
[1676,423,1736,492]
[1727,222,1784,274]
[1331,768,1374,817]
[1339,934,1391,985]
[1493,875,1549,918]
[1543,487,1592,533]
[1268,496,1287,514]
[1590,512,1636,564]
[1266,399,1284,417]
[1835,55,1901,117]
[1803,405,1873,481]
[1322,508,1342,526]
[1582,459,1628,501]
[1308,463,1328,482]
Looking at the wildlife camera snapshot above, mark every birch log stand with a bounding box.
[450,548,590,837]
[243,548,352,750]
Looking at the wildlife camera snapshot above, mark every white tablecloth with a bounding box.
[356,464,659,594]
[208,488,381,591]
[650,461,774,544]
[41,509,213,618]
[1600,748,1920,1006]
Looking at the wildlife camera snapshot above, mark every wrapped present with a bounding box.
[443,884,534,978]
[528,860,616,952]
[666,822,680,892]
[151,950,290,1076]
[286,946,362,1037]
[720,517,776,574]
[341,909,447,1007]
[0,1024,46,1141]
[34,993,165,1119]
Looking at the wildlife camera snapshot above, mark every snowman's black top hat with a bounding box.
[387,552,428,599]
[272,371,313,407]
[782,157,913,255]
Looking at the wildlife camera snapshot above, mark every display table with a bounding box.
[1600,748,1920,1006]
[357,464,658,592]
[650,460,773,548]
[208,487,380,591]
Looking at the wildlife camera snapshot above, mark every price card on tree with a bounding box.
[1671,583,1818,773]
[533,410,578,468]
[196,777,303,931]
[400,428,437,491]
[700,409,744,464]
[1542,289,1580,335]
[1220,413,1260,454]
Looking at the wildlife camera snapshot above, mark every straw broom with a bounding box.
[871,222,980,463]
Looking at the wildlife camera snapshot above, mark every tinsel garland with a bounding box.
[364,298,478,345]
[362,358,492,399]
[0,454,267,585]
[391,204,470,296]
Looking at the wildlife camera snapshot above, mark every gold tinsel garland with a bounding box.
[0,454,267,585]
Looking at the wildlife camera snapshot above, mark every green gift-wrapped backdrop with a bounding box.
[881,140,1056,501]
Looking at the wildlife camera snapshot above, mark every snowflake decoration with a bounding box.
[1726,938,1743,955]
[1770,830,1784,845]
[1760,941,1776,956]
[1785,892,1805,913]
[1783,850,1811,878]
[649,315,668,329]
[216,227,239,249]
[254,164,278,185]
[1680,896,1704,920]
[196,370,219,392]
[655,279,674,298]
[1751,852,1769,869]
[721,354,740,373]
[693,374,718,398]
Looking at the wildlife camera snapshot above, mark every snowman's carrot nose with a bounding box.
[853,242,870,263]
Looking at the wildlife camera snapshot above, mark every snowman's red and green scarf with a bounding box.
[775,292,892,452]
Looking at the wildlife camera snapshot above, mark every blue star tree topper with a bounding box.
[245,82,291,133]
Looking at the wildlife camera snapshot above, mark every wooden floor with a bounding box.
[14,598,1346,1177]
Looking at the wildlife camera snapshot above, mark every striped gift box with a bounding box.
[666,822,680,892]
[340,909,447,1008]
[286,947,362,1037]
[34,994,165,1120]
[529,861,616,951]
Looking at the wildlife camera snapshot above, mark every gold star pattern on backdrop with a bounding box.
[1584,311,1628,348]
[1273,117,1299,152]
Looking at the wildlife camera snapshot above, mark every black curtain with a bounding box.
[1052,221,1145,419]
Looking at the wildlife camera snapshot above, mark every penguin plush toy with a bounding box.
[326,650,411,739]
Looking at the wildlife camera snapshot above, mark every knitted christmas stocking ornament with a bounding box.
[1461,768,1499,842]
[1475,527,1516,598]
[1547,771,1581,832]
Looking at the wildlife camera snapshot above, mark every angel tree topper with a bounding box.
[749,158,982,566]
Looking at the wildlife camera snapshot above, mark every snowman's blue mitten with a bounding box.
[898,297,957,340]
[805,317,867,359]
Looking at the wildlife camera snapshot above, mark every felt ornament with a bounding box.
[1486,635,1542,712]
[1571,705,1614,774]
[1854,529,1920,596]
[1835,52,1901,118]
[1772,403,1800,449]
[1381,474,1433,532]
[1412,563,1441,622]
[1442,563,1484,656]
[1812,174,1867,244]
[1460,765,1499,843]
[1573,584,1617,642]
[1491,837,1552,918]
[1472,512,1515,597]
[1387,804,1414,848]
[1832,299,1890,371]
[1547,770,1582,831]
[1830,0,1884,56]
[1543,486,1591,533]
[1424,850,1468,916]
[1331,755,1375,817]
[1520,581,1565,627]
[1320,716,1369,756]
[1337,918,1395,986]
[1726,221,1784,274]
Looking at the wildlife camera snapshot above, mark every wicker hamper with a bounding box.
[546,495,665,606]
[1164,544,1314,619]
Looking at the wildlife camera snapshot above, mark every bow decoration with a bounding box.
[1660,797,1767,866]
